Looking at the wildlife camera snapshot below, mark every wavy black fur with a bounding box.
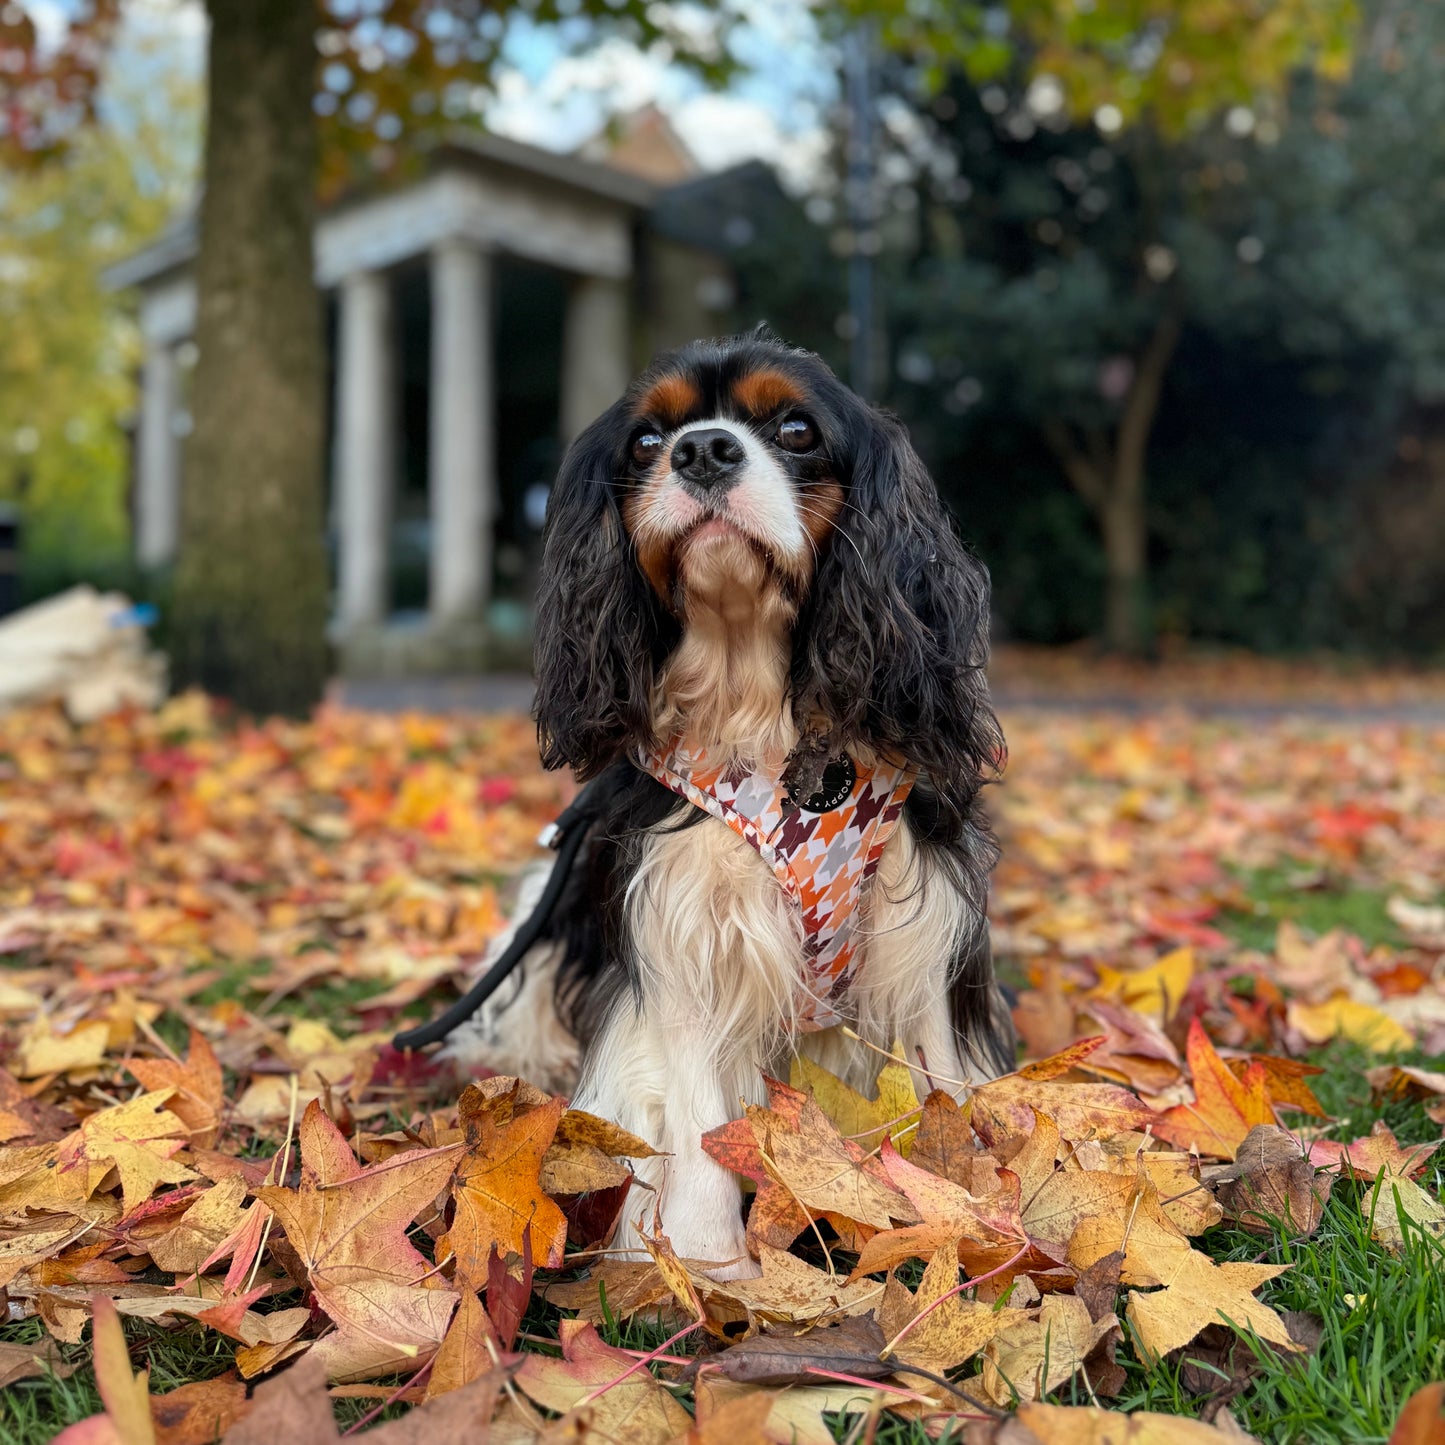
[532,399,678,780]
[530,331,1013,1067]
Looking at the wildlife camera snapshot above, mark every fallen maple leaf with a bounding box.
[790,1049,921,1154]
[691,1375,878,1445]
[0,1086,195,1225]
[14,1018,110,1079]
[1226,1053,1326,1118]
[444,1081,568,1282]
[540,1106,660,1196]
[127,1030,225,1150]
[849,1136,1034,1282]
[544,1257,675,1325]
[144,1174,249,1275]
[1126,1249,1299,1362]
[1154,1020,1273,1159]
[1009,1111,1137,1258]
[979,1293,1119,1405]
[149,1373,251,1445]
[698,1312,895,1387]
[1288,997,1414,1053]
[0,1335,76,1388]
[755,1094,914,1230]
[909,1089,1002,1190]
[1001,1401,1263,1443]
[1307,1121,1441,1180]
[423,1289,496,1400]
[877,1238,1027,1373]
[515,1317,691,1442]
[711,1244,884,1326]
[971,1066,1156,1148]
[677,1387,777,1445]
[1089,947,1195,1022]
[1365,1174,1445,1253]
[1207,1126,1332,1238]
[703,1079,915,1259]
[255,1100,460,1381]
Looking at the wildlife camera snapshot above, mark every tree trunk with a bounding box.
[1046,311,1181,655]
[1099,486,1148,653]
[172,0,327,715]
[1101,310,1179,654]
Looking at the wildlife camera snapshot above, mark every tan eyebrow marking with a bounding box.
[732,368,806,417]
[634,374,702,428]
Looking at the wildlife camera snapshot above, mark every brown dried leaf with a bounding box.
[515,1318,691,1443]
[980,1294,1119,1406]
[254,1100,460,1381]
[699,1312,891,1387]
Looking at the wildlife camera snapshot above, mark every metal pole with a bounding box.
[845,24,875,399]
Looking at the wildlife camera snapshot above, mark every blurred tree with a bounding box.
[850,0,1441,655]
[0,25,199,578]
[3,0,731,715]
[840,3,1361,652]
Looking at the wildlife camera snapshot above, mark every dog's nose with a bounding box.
[670,428,745,490]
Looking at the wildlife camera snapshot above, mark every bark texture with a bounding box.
[172,0,327,714]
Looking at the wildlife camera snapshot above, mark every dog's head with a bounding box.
[533,329,1001,807]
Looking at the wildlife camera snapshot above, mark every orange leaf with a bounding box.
[1154,1019,1273,1159]
[127,1031,224,1150]
[446,1082,569,1282]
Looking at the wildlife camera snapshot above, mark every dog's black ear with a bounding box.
[791,410,1003,817]
[533,403,674,779]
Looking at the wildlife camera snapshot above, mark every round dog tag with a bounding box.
[794,754,856,813]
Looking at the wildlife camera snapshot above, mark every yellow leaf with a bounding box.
[1126,1249,1297,1362]
[14,1019,109,1078]
[1288,998,1413,1053]
[980,1294,1117,1405]
[790,1049,922,1154]
[1090,947,1194,1022]
[1367,1175,1445,1253]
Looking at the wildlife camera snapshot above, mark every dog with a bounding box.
[445,329,1014,1278]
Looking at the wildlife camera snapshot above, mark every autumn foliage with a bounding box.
[0,693,1441,1441]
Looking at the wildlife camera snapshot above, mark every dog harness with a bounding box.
[638,737,916,1030]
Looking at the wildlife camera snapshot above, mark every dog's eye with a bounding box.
[777,415,817,453]
[630,429,665,468]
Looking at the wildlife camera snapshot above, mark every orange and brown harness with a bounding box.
[638,738,916,1030]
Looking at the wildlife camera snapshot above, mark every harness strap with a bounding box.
[639,738,915,1030]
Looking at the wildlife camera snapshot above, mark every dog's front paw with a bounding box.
[694,1250,762,1283]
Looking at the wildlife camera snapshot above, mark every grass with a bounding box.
[6,870,1442,1443]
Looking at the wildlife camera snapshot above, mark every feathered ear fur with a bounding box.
[533,403,676,779]
[791,410,1004,828]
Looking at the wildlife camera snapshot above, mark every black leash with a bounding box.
[391,761,633,1053]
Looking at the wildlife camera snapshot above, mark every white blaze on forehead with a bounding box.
[662,415,807,558]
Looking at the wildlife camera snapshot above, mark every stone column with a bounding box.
[334,268,395,628]
[429,238,495,624]
[135,341,181,568]
[560,275,631,442]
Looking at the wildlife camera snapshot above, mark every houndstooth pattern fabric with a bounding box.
[638,737,915,1031]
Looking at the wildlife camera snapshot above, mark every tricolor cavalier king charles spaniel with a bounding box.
[449,330,1013,1278]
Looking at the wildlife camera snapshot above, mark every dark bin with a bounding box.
[0,504,18,618]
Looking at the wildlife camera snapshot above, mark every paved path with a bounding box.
[335,675,1445,725]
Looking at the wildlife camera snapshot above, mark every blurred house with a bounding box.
[107,113,774,674]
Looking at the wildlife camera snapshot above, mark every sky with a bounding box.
[69,0,835,191]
